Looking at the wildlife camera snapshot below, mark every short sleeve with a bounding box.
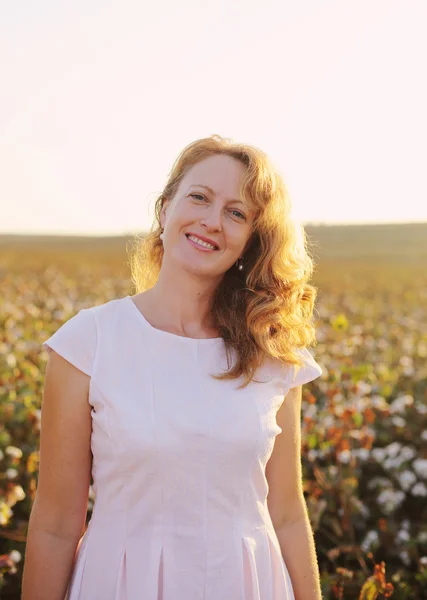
[286,347,323,390]
[42,308,97,377]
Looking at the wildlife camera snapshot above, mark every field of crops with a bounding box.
[1,223,427,599]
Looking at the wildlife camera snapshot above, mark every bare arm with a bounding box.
[266,385,322,600]
[21,350,93,600]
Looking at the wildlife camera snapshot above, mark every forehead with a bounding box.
[181,154,246,195]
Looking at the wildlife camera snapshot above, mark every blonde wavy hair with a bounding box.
[129,134,320,389]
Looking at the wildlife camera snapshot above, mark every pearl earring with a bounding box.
[236,257,244,271]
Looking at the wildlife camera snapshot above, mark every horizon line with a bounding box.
[1,220,427,238]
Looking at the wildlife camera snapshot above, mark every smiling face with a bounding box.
[159,153,256,278]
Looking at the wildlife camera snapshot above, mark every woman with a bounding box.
[22,135,323,599]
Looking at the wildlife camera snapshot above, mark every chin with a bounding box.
[180,259,223,279]
[169,247,226,278]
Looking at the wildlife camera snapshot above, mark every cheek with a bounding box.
[170,202,199,227]
[225,226,251,252]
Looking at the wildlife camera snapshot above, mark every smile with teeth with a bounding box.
[186,234,218,251]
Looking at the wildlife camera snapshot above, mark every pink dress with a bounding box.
[42,295,322,600]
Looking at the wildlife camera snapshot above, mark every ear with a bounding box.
[159,198,170,230]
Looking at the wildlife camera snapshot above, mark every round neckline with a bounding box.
[124,295,223,344]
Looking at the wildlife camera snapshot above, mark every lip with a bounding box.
[185,232,220,250]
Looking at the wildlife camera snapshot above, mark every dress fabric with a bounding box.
[42,295,323,600]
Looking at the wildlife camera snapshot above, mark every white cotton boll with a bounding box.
[6,354,17,368]
[412,459,427,480]
[389,395,414,414]
[305,404,317,418]
[399,550,411,566]
[396,529,410,544]
[15,485,25,501]
[337,450,352,464]
[8,485,26,506]
[411,482,427,497]
[361,530,379,552]
[384,457,401,470]
[318,448,330,459]
[371,395,388,410]
[368,476,393,490]
[307,449,318,462]
[354,448,370,462]
[385,442,402,458]
[354,398,369,412]
[421,430,427,441]
[33,409,42,430]
[9,550,21,564]
[392,416,406,428]
[323,415,335,428]
[328,466,338,478]
[377,489,405,514]
[398,470,417,491]
[400,446,417,461]
[372,448,387,463]
[356,381,372,396]
[6,468,18,480]
[5,446,23,460]
[417,531,427,544]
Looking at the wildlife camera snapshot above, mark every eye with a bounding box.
[231,209,246,220]
[191,193,246,220]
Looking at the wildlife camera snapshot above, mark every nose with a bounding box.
[200,205,223,232]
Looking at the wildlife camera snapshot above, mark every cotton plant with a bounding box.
[0,447,25,590]
[0,446,26,524]
[301,349,427,592]
[359,398,426,570]
[0,549,22,591]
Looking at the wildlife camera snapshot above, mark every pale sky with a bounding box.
[1,0,426,236]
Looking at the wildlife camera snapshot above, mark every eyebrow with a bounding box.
[190,184,245,206]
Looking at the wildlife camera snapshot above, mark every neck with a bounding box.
[144,259,222,336]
